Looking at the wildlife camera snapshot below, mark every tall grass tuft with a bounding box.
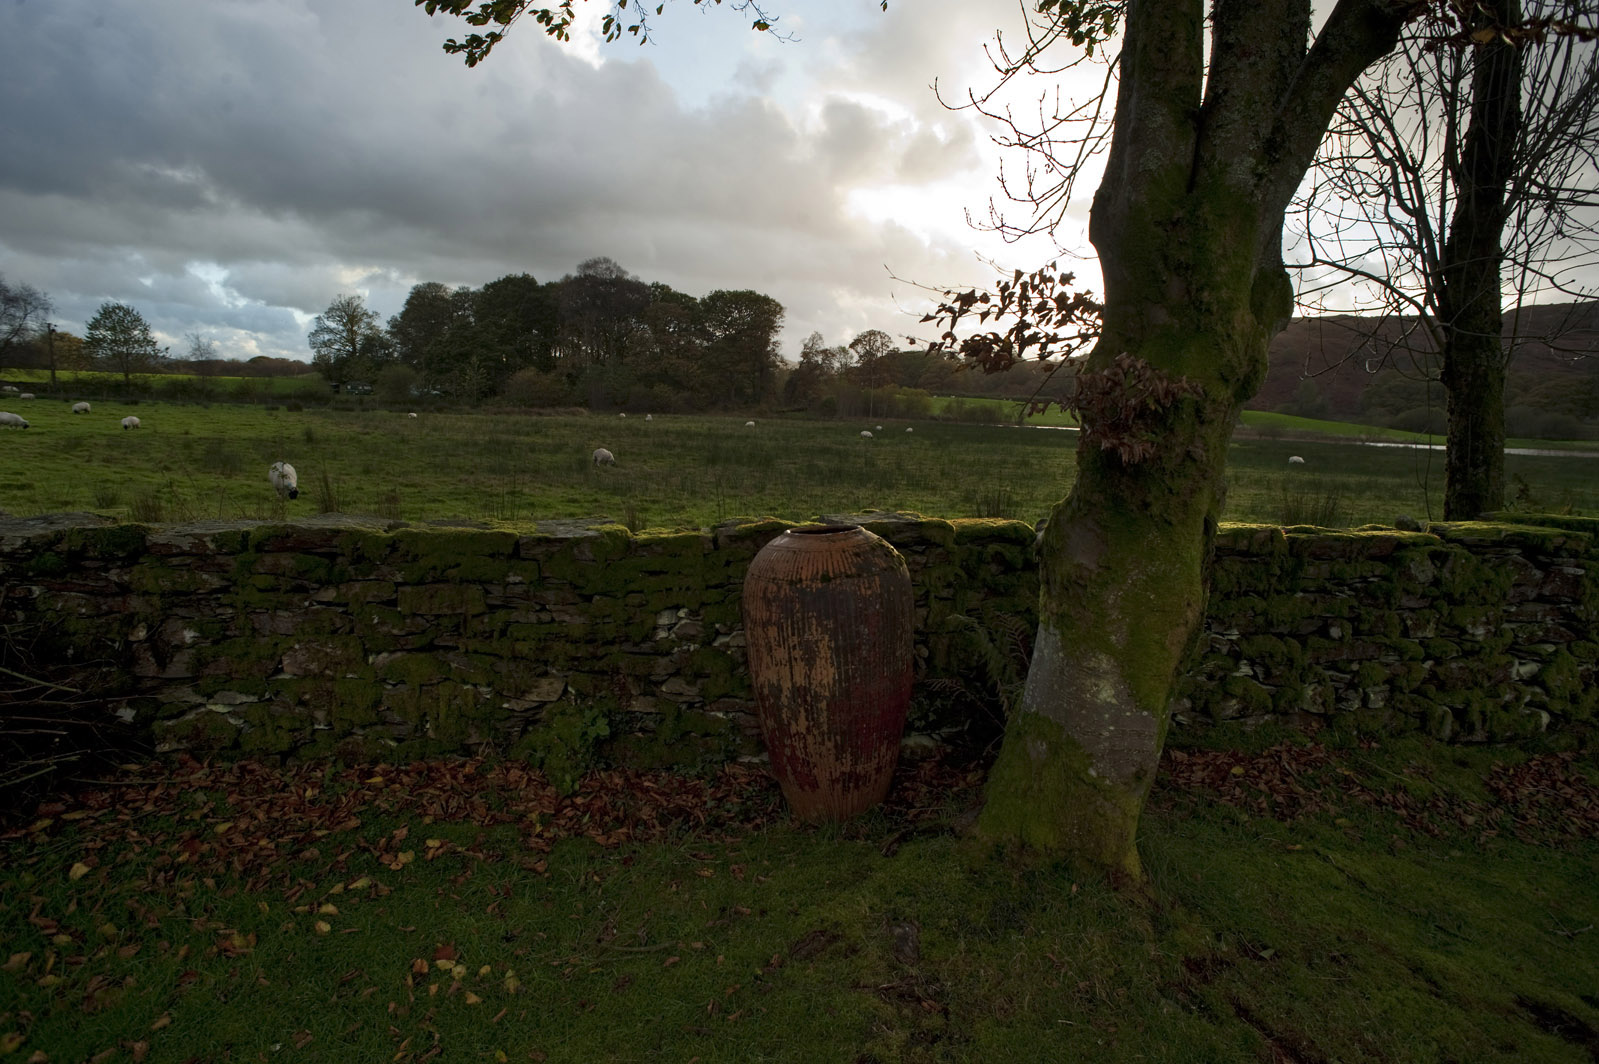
[971,487,1018,520]
[376,489,403,521]
[315,470,340,514]
[1278,476,1345,528]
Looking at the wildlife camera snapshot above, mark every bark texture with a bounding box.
[1439,2,1522,519]
[978,0,1411,877]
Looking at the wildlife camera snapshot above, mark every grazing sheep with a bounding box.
[0,386,16,394]
[618,412,627,418]
[860,430,873,439]
[745,420,756,427]
[905,427,913,433]
[268,461,299,499]
[71,401,90,414]
[19,393,33,400]
[0,411,29,428]
[645,414,653,421]
[1287,455,1305,465]
[593,447,616,466]
[121,416,141,430]
[876,425,883,431]
[408,412,418,419]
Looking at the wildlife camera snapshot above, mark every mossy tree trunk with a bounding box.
[1438,2,1522,520]
[978,0,1410,879]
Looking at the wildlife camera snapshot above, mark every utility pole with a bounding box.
[46,323,57,390]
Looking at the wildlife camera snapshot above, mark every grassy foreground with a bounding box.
[2,732,1596,1063]
[0,402,1595,528]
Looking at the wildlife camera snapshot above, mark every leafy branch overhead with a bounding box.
[920,264,1102,374]
[414,0,885,63]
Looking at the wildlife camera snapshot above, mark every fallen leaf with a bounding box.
[2,953,30,972]
[314,921,332,934]
[150,1014,172,1032]
[68,862,92,882]
[464,992,482,1005]
[663,956,680,968]
[0,1034,25,1054]
[318,903,339,916]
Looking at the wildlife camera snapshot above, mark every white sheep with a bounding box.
[408,412,418,419]
[876,425,883,431]
[619,412,627,418]
[0,386,16,394]
[121,416,141,430]
[268,461,299,499]
[745,420,756,427]
[19,393,33,400]
[860,430,874,439]
[905,427,913,433]
[1288,456,1306,465]
[0,411,29,428]
[593,447,616,466]
[645,414,653,421]
[71,401,90,414]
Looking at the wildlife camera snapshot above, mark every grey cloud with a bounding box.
[0,0,1029,360]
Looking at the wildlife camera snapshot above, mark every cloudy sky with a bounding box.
[0,0,1085,363]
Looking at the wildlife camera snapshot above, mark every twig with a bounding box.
[0,664,80,693]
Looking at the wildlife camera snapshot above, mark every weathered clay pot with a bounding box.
[741,524,914,821]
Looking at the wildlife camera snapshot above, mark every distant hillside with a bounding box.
[1252,302,1599,439]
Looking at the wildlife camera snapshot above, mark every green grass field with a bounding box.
[2,731,1595,1062]
[0,398,1595,528]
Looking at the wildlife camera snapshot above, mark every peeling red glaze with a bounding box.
[741,525,914,822]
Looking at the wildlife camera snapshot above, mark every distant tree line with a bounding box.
[308,257,791,412]
[2,264,1078,417]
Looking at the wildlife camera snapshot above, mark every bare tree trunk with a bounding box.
[977,0,1408,878]
[1438,2,1522,519]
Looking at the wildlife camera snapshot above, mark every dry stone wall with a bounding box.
[0,511,1594,776]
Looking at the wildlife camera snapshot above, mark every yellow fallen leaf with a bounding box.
[426,838,443,849]
[328,883,345,895]
[97,923,119,940]
[27,818,52,833]
[2,953,30,973]
[68,862,91,881]
[503,974,521,994]
[397,851,415,866]
[314,921,332,935]
[213,821,233,835]
[347,877,372,891]
[435,959,454,971]
[35,975,60,988]
[60,810,92,821]
[477,965,491,978]
[495,1052,508,1062]
[450,964,466,980]
[50,934,72,947]
[1230,765,1245,776]
[150,1014,171,1032]
[464,992,482,1005]
[318,903,339,916]
[0,1032,24,1054]
[26,1049,49,1063]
